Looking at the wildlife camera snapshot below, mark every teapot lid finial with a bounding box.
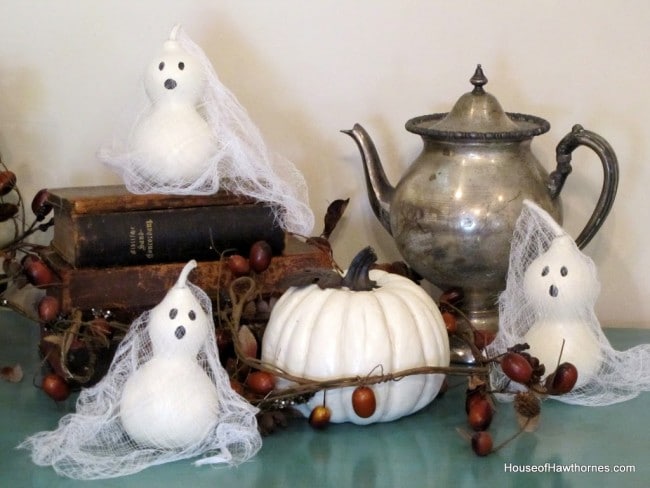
[470,64,488,94]
[405,64,550,141]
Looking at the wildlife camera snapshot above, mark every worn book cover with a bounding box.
[46,185,284,267]
[43,237,333,319]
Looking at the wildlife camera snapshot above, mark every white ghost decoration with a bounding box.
[99,25,315,237]
[19,260,261,479]
[119,260,219,448]
[521,235,602,388]
[489,200,650,406]
[129,25,217,185]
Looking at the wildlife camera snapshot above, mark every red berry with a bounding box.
[501,352,534,384]
[309,405,331,429]
[467,397,494,431]
[42,373,70,401]
[37,295,60,322]
[31,189,53,221]
[249,241,273,273]
[246,371,276,395]
[0,202,19,222]
[22,255,57,287]
[465,388,486,414]
[441,310,457,335]
[227,254,250,276]
[545,362,578,395]
[471,431,493,456]
[0,170,17,196]
[352,386,377,418]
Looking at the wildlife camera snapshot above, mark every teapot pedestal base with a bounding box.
[448,305,499,365]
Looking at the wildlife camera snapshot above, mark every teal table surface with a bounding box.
[1,310,649,487]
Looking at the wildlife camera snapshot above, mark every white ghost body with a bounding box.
[120,357,218,448]
[99,24,314,235]
[132,104,215,184]
[120,261,219,448]
[20,259,262,479]
[130,30,216,185]
[522,235,602,388]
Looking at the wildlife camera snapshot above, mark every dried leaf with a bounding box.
[306,236,333,257]
[1,364,23,383]
[468,374,487,391]
[238,325,258,360]
[42,334,64,347]
[321,198,350,240]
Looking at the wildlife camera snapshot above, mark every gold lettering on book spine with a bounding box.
[145,219,154,259]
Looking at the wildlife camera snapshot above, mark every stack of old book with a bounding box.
[42,185,330,319]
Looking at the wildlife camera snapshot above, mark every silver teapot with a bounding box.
[344,65,618,334]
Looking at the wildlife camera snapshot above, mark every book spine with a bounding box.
[46,185,255,214]
[43,240,333,319]
[52,204,285,267]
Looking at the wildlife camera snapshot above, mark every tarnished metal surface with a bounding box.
[345,65,618,333]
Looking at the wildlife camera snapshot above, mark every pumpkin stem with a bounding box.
[342,246,378,291]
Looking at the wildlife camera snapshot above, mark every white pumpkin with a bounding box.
[261,248,450,424]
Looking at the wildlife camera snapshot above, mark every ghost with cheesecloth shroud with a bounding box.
[19,261,261,479]
[488,200,650,406]
[99,25,314,237]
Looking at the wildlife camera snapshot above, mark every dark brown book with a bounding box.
[47,185,284,267]
[43,237,333,319]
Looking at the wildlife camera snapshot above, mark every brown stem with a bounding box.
[491,417,530,453]
[341,246,378,291]
[60,309,95,383]
[227,276,259,362]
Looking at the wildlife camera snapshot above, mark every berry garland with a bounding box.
[0,160,578,457]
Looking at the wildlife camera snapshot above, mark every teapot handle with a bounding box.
[548,124,619,249]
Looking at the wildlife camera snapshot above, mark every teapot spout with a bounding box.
[342,123,395,234]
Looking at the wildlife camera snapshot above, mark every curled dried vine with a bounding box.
[225,276,489,411]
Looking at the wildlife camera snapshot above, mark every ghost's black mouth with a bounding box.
[175,326,186,339]
[164,78,177,90]
[549,285,558,297]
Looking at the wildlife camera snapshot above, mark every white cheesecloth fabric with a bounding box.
[488,200,650,406]
[98,25,314,236]
[19,263,261,479]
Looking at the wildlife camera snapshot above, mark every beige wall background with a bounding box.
[0,1,647,327]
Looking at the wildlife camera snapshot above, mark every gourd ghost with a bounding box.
[19,260,261,479]
[99,24,315,237]
[120,260,218,448]
[522,235,601,388]
[130,25,216,186]
[489,200,650,406]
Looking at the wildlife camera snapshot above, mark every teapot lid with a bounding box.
[405,65,550,141]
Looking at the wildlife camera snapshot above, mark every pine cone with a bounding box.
[514,391,541,432]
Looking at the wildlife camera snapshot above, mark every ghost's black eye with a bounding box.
[561,266,568,277]
[188,310,196,321]
[158,61,165,71]
[178,61,185,70]
[541,266,549,277]
[169,308,178,319]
